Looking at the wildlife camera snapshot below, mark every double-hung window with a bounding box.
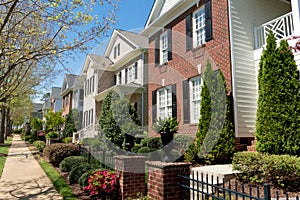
[127,66,135,83]
[193,7,206,47]
[158,87,172,119]
[190,77,202,123]
[160,32,168,64]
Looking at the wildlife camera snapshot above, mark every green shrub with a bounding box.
[169,149,181,162]
[69,163,95,184]
[131,144,142,153]
[43,143,79,166]
[173,134,194,154]
[184,143,198,163]
[46,131,59,139]
[141,137,162,150]
[59,156,87,172]
[62,137,73,143]
[138,147,151,153]
[33,140,46,152]
[232,152,300,189]
[78,169,96,188]
[148,150,164,161]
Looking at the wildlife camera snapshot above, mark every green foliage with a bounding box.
[79,169,97,189]
[69,163,95,184]
[126,192,150,200]
[99,91,141,149]
[33,140,46,152]
[62,137,73,143]
[0,137,12,177]
[45,131,59,139]
[131,144,142,153]
[232,152,300,190]
[196,61,235,164]
[256,32,300,155]
[63,109,77,138]
[30,117,43,130]
[138,147,151,153]
[173,134,194,155]
[141,137,162,150]
[152,117,178,134]
[184,143,198,163]
[59,156,87,172]
[43,143,79,166]
[46,110,64,131]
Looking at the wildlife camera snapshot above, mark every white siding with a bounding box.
[160,0,181,16]
[108,36,135,63]
[231,0,291,137]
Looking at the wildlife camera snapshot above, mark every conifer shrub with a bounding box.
[256,32,300,155]
[196,61,235,164]
[69,163,96,184]
[59,156,88,172]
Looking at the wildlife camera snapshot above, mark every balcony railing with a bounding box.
[72,123,98,143]
[255,12,294,49]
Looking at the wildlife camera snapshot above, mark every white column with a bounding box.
[291,0,300,35]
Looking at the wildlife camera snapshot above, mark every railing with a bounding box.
[255,12,294,49]
[178,172,300,200]
[72,123,98,143]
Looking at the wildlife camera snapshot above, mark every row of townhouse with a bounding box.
[71,0,300,147]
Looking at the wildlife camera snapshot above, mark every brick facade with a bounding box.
[147,0,232,136]
[62,91,73,118]
[114,156,146,200]
[146,161,191,200]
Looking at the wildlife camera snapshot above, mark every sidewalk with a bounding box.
[0,135,63,199]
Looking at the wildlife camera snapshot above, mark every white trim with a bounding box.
[292,0,300,35]
[189,76,202,124]
[160,31,168,64]
[193,6,206,48]
[157,86,172,119]
[228,0,239,137]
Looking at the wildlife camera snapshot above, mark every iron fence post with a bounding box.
[264,184,271,200]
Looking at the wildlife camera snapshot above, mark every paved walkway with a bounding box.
[0,135,63,200]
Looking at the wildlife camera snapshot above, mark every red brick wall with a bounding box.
[114,156,146,200]
[62,92,73,118]
[146,161,191,200]
[148,0,231,136]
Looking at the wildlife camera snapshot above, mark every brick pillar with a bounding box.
[146,161,191,200]
[114,156,146,200]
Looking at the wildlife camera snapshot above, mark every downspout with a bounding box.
[141,51,145,128]
[228,0,239,137]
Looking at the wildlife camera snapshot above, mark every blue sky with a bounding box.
[51,0,154,88]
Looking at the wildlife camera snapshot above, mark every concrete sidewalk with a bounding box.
[0,135,63,200]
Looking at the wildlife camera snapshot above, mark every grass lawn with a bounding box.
[0,137,12,177]
[38,157,77,200]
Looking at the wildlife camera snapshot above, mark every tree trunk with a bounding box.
[0,109,5,144]
[5,108,11,139]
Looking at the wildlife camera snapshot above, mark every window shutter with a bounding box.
[125,68,128,84]
[167,28,172,61]
[134,62,138,79]
[114,47,116,59]
[186,14,193,51]
[205,0,213,42]
[183,80,190,124]
[155,37,159,66]
[152,90,157,123]
[171,84,177,118]
[114,75,117,85]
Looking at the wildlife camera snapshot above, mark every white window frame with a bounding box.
[193,6,206,48]
[127,65,136,83]
[157,86,172,119]
[160,31,168,64]
[189,76,202,123]
[117,72,121,85]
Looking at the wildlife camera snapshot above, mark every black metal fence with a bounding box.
[178,171,300,200]
[79,145,114,170]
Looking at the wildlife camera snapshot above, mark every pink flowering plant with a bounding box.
[83,169,118,198]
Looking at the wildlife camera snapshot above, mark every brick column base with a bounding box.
[146,161,191,200]
[114,156,146,200]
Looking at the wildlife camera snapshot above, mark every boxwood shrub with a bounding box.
[59,156,88,172]
[68,164,96,184]
[232,152,300,189]
[43,143,80,166]
[141,137,162,150]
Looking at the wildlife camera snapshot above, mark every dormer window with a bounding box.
[114,43,120,59]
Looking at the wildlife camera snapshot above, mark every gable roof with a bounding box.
[81,54,113,74]
[142,0,196,36]
[65,74,77,88]
[104,29,148,58]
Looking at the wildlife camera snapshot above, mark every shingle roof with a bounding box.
[118,29,148,49]
[89,54,112,67]
[65,74,77,88]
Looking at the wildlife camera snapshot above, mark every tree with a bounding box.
[196,61,235,164]
[31,117,43,131]
[63,109,77,138]
[0,0,118,104]
[45,110,64,132]
[0,0,117,143]
[256,32,300,155]
[99,91,141,149]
